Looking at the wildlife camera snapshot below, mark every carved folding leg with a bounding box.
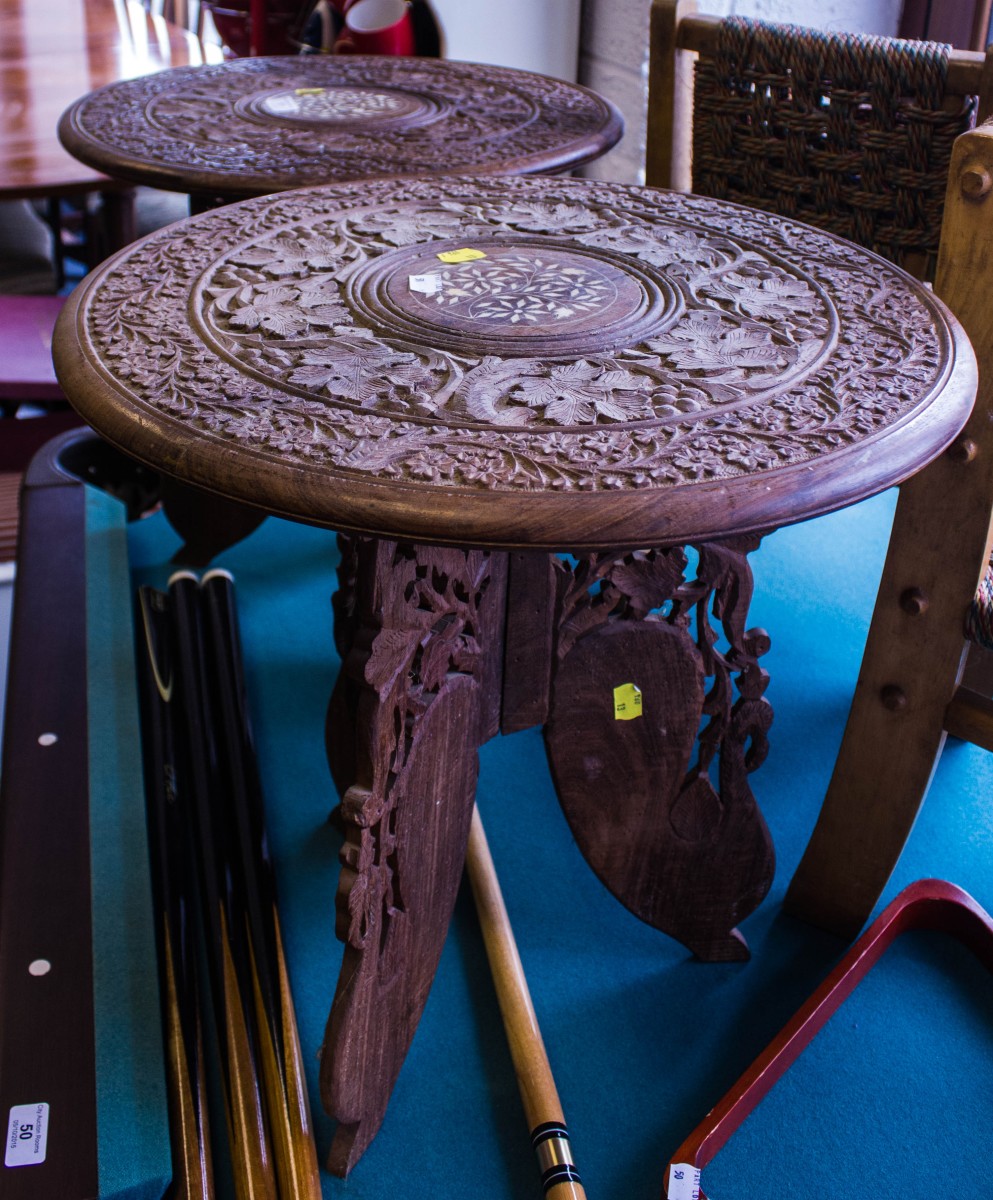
[319,538,501,1175]
[785,124,993,939]
[544,539,775,961]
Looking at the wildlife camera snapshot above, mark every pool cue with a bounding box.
[167,570,278,1200]
[199,567,322,1200]
[135,586,214,1200]
[465,807,587,1200]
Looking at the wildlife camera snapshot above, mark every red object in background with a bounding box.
[204,0,311,56]
[333,0,414,55]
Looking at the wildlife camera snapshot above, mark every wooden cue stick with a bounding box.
[199,568,322,1200]
[465,806,588,1200]
[135,586,214,1200]
[167,570,278,1200]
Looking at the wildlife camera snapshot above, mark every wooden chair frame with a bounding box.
[662,879,993,1199]
[647,0,993,938]
[648,0,993,198]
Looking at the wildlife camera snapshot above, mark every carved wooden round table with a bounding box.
[52,173,976,1175]
[56,55,624,204]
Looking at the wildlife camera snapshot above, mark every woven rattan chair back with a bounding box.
[648,0,993,280]
[649,0,993,941]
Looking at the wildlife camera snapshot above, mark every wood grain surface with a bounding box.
[0,0,219,198]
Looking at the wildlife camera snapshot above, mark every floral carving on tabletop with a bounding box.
[65,56,615,183]
[77,174,955,494]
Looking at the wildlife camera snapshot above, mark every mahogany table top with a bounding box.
[53,173,976,551]
[57,55,625,199]
[0,0,221,199]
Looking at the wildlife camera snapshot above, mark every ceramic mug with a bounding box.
[333,0,415,54]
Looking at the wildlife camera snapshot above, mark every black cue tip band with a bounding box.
[531,1122,582,1193]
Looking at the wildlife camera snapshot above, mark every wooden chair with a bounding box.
[647,0,993,938]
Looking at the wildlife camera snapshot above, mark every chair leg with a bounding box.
[785,452,990,937]
[786,120,993,939]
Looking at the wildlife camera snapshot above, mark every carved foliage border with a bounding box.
[79,175,950,494]
[70,57,612,178]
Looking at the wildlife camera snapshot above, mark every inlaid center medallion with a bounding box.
[244,85,436,127]
[350,238,682,356]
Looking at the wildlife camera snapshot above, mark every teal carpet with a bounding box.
[122,487,993,1200]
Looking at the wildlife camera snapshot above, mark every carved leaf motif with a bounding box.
[648,319,784,374]
[705,271,819,319]
[610,553,686,619]
[505,202,603,233]
[364,627,428,694]
[75,173,953,497]
[418,632,458,693]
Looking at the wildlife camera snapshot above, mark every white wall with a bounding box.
[430,0,582,82]
[579,0,903,183]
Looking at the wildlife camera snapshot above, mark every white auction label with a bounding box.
[5,1103,49,1167]
[667,1162,701,1200]
[408,273,442,295]
[263,94,300,114]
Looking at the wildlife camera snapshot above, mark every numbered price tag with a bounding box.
[5,1103,49,1168]
[613,681,643,721]
[667,1163,701,1200]
[436,247,486,264]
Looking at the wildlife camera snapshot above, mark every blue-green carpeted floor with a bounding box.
[124,486,993,1200]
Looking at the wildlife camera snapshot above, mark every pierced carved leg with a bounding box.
[543,538,775,961]
[319,537,502,1175]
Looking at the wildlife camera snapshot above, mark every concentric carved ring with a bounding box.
[348,236,684,358]
[236,85,442,130]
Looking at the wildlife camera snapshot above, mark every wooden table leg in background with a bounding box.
[320,535,507,1176]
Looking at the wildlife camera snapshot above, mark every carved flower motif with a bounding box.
[408,448,459,480]
[703,272,819,320]
[647,313,784,376]
[511,361,653,425]
[504,202,602,234]
[231,234,343,276]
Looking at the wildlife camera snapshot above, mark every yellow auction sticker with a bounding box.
[613,682,643,721]
[295,87,326,95]
[437,248,487,263]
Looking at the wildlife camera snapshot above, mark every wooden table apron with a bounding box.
[56,54,625,204]
[51,172,977,1175]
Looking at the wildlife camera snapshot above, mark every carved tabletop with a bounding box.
[53,171,977,1176]
[55,172,975,550]
[57,55,624,199]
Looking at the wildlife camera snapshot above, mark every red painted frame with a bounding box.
[662,879,993,1199]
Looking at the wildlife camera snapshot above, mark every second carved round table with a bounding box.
[57,54,625,203]
[52,172,976,1173]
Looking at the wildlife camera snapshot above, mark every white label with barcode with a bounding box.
[668,1162,701,1200]
[5,1103,48,1167]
